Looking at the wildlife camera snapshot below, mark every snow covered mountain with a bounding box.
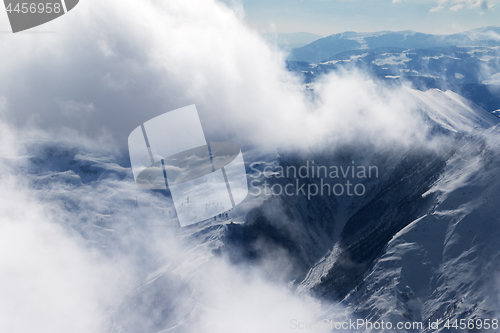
[289,26,500,63]
[292,91,500,333]
[317,126,500,333]
[2,0,499,331]
[286,27,500,114]
[14,87,500,333]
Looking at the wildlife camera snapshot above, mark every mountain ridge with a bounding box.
[289,26,500,63]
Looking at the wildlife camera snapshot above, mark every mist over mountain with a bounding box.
[262,32,323,49]
[5,85,499,333]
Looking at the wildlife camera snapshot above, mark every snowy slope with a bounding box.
[14,87,500,333]
[289,26,500,63]
[405,88,500,133]
[323,126,500,332]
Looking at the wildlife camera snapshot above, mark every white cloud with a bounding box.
[430,5,445,11]
[184,257,326,333]
[0,123,130,333]
[428,0,499,11]
[0,118,334,332]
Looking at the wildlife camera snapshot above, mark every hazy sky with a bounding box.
[229,0,499,36]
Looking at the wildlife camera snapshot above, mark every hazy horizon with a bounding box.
[225,0,500,36]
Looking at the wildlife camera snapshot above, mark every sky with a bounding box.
[227,0,500,36]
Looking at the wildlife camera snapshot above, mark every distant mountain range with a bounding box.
[289,26,500,63]
[284,26,500,113]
